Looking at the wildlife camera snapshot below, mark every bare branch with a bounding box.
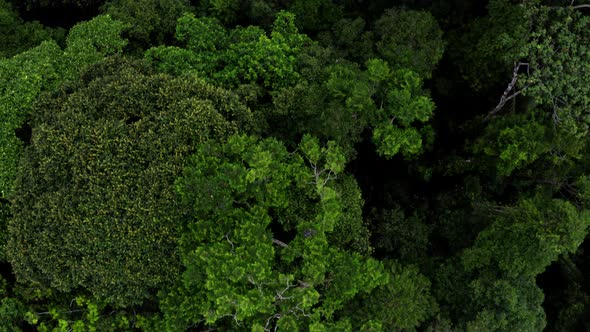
[264,314,282,331]
[274,280,296,301]
[487,62,530,119]
[247,275,265,296]
[297,280,310,288]
[550,1,590,10]
[272,238,289,248]
[289,303,311,318]
[36,309,87,316]
[219,312,241,326]
[225,233,235,252]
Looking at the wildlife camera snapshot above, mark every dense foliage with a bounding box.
[2,0,590,330]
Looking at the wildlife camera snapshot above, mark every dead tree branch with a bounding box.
[487,62,530,120]
[272,238,289,248]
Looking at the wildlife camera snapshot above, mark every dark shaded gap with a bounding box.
[14,123,32,145]
[10,0,105,29]
[126,115,141,125]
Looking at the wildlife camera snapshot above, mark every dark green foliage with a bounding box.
[552,300,589,332]
[448,194,590,330]
[17,0,104,10]
[327,175,372,255]
[430,257,547,331]
[473,111,551,177]
[6,57,253,307]
[374,8,445,79]
[0,40,61,198]
[430,258,472,324]
[463,195,590,278]
[575,175,590,209]
[465,275,546,331]
[194,0,241,24]
[371,206,431,263]
[287,0,343,31]
[0,280,144,332]
[320,17,375,63]
[433,3,590,328]
[24,294,139,331]
[345,261,438,330]
[194,0,343,31]
[320,8,445,79]
[0,0,65,58]
[449,0,528,90]
[541,248,590,332]
[0,297,25,332]
[427,178,590,330]
[101,0,193,51]
[0,276,26,332]
[0,200,9,261]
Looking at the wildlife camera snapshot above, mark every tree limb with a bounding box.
[487,62,529,120]
[272,238,289,248]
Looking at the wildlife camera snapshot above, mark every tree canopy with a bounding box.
[1,0,590,330]
[7,57,253,307]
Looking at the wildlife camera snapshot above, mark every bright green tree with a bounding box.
[518,4,590,141]
[326,58,436,158]
[146,11,307,90]
[154,134,388,330]
[147,11,439,160]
